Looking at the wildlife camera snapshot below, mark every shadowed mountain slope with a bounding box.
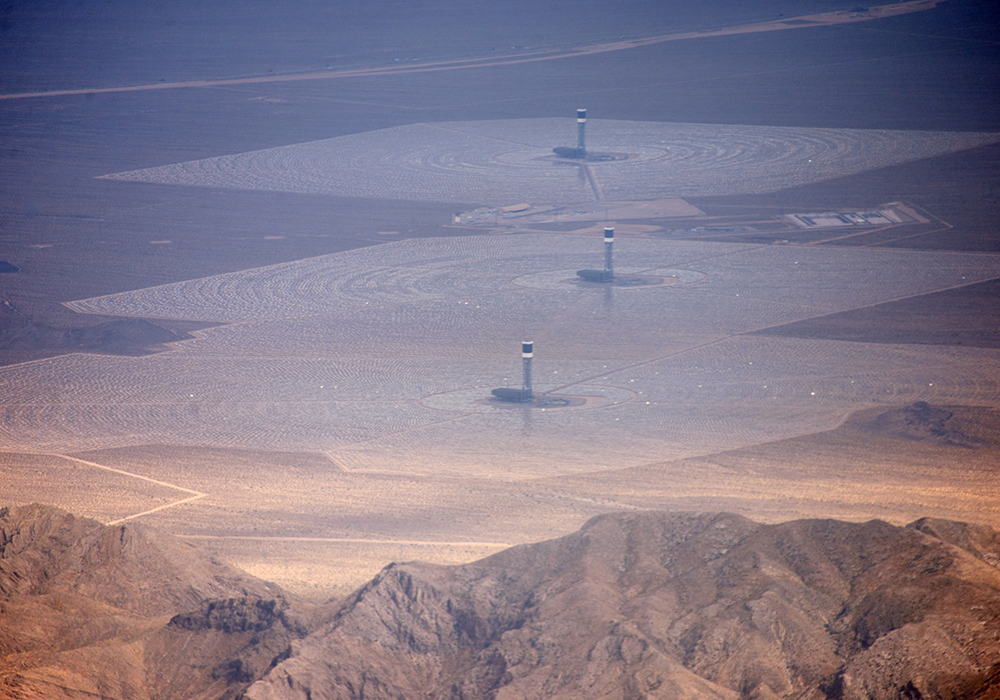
[246,511,1000,700]
[0,504,313,700]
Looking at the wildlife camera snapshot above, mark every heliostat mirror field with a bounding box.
[99,119,1000,204]
[4,234,999,478]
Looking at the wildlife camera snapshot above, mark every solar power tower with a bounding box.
[491,341,534,403]
[521,341,533,399]
[553,109,588,159]
[576,226,615,283]
[603,226,614,282]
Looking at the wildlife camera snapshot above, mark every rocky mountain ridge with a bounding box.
[2,504,1000,699]
[245,511,1000,700]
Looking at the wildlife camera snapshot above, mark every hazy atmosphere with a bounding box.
[2,1,1000,698]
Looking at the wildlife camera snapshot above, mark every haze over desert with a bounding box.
[1,0,999,697]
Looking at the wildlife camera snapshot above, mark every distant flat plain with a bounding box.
[1,0,999,598]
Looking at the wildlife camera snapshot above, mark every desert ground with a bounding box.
[2,0,999,599]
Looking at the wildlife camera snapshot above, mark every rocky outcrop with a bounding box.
[869,401,992,448]
[245,512,1000,700]
[170,597,302,635]
[0,314,192,364]
[145,597,311,700]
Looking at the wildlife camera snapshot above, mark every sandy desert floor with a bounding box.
[4,224,1000,597]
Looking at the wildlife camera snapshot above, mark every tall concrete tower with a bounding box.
[522,341,533,399]
[576,226,617,283]
[603,226,614,282]
[492,341,535,402]
[553,108,589,159]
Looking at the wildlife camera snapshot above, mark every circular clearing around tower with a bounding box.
[512,268,706,291]
[418,385,636,413]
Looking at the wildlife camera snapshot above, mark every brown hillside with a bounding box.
[0,503,279,615]
[245,511,1000,700]
[0,504,313,700]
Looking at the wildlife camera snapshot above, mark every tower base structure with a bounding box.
[576,268,614,283]
[491,387,533,403]
[552,146,587,159]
